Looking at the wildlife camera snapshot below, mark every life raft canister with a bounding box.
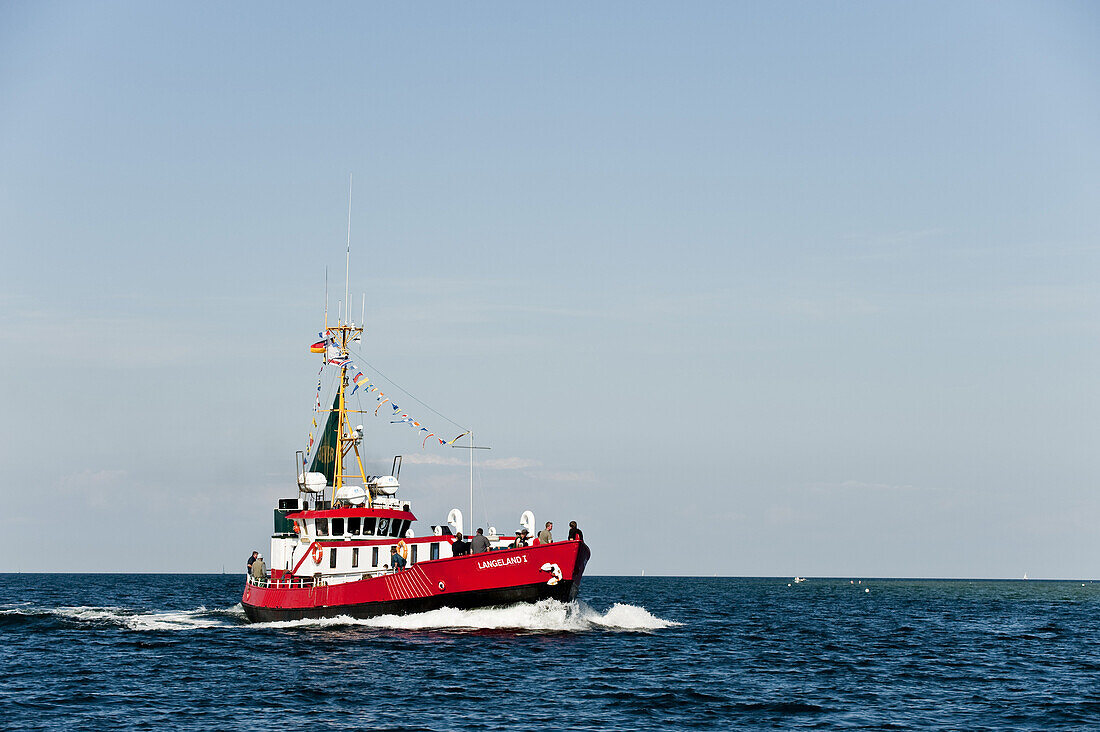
[311,543,325,564]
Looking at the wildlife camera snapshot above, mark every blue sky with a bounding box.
[2,2,1098,576]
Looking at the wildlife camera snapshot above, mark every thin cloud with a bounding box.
[809,480,917,492]
[401,454,541,470]
[525,470,597,483]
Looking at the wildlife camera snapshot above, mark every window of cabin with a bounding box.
[332,518,345,536]
[376,518,390,536]
[430,543,439,561]
[352,548,359,568]
[362,518,376,536]
[329,548,338,569]
[411,545,418,564]
[349,517,361,536]
[388,520,401,538]
[315,518,329,537]
[371,547,379,566]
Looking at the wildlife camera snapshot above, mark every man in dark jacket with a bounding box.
[568,521,583,541]
[451,532,470,556]
[390,546,407,571]
[471,528,490,554]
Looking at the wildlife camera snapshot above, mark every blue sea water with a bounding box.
[3,575,1100,730]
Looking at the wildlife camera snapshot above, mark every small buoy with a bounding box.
[865,588,870,593]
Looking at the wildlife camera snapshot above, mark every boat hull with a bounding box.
[241,540,590,623]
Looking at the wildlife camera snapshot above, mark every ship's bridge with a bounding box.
[285,506,418,541]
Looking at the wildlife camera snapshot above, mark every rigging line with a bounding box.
[345,346,467,432]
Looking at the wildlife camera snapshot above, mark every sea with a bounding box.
[3,575,1100,730]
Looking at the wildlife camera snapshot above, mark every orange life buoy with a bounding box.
[396,540,408,560]
[311,543,325,563]
[292,521,301,534]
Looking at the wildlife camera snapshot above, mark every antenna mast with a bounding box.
[344,174,352,324]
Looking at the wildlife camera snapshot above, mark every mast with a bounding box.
[334,327,346,503]
[327,319,368,505]
[469,430,474,529]
[329,175,362,505]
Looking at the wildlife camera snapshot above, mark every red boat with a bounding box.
[242,301,590,622]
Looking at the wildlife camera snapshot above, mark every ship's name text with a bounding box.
[477,555,529,570]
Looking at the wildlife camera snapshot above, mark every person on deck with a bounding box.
[247,551,258,573]
[471,528,490,554]
[251,554,266,581]
[511,529,530,548]
[538,522,553,544]
[568,521,583,542]
[452,532,470,556]
[390,546,407,572]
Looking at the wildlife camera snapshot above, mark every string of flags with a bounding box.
[302,361,326,468]
[305,332,470,452]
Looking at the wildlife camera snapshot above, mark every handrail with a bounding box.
[246,569,393,589]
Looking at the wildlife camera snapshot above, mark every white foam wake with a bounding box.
[250,599,679,633]
[23,605,238,631]
[8,600,676,634]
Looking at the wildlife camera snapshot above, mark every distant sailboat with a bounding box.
[1023,572,1029,580]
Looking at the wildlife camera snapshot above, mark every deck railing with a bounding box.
[246,569,396,589]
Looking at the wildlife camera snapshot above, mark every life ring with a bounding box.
[311,543,325,564]
[292,521,301,534]
[396,540,408,560]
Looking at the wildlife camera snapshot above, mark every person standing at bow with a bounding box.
[251,554,266,581]
[538,521,553,544]
[471,528,490,554]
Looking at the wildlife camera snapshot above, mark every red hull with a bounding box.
[242,540,590,622]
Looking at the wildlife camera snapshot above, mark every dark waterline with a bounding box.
[3,575,1100,730]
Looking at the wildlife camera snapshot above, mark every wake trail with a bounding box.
[2,600,677,634]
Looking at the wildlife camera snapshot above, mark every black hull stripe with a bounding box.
[243,579,580,623]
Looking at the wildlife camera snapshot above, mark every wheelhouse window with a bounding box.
[363,518,377,536]
[352,547,359,568]
[332,518,345,536]
[376,518,390,536]
[315,518,329,537]
[349,517,361,536]
[329,548,338,569]
[388,520,401,538]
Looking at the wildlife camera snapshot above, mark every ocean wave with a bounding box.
[249,599,679,633]
[0,604,239,631]
[0,599,676,634]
